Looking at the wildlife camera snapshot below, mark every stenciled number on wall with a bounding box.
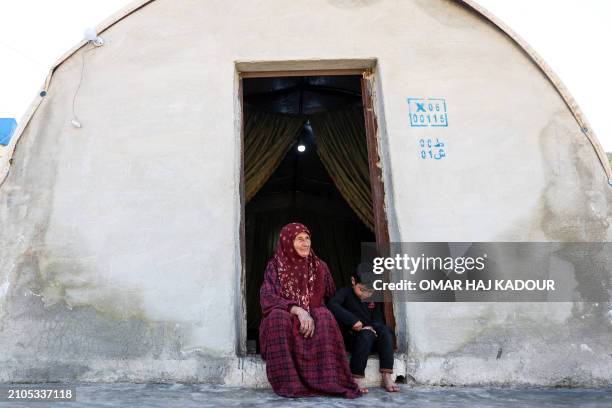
[407,98,448,127]
[409,98,448,160]
[419,138,446,160]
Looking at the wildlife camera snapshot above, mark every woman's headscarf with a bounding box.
[273,222,323,311]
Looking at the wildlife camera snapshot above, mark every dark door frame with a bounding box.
[237,67,395,355]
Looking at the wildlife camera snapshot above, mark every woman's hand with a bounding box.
[290,306,315,338]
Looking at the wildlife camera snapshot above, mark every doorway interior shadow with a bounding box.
[240,74,391,354]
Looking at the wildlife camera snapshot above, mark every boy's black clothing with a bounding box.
[327,287,394,377]
[327,287,384,328]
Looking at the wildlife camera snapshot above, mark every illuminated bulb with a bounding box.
[71,119,82,128]
[297,144,306,153]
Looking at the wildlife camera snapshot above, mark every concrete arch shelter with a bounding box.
[0,0,610,386]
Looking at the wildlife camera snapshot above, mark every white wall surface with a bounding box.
[0,0,610,385]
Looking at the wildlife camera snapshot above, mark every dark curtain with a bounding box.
[245,105,374,224]
[309,106,374,231]
[244,108,306,202]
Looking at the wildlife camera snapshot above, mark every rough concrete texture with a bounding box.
[1,384,612,408]
[0,0,611,386]
[224,355,407,389]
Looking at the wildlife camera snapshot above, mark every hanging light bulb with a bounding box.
[296,121,310,153]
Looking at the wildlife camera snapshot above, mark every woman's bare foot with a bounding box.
[354,377,369,394]
[381,372,400,392]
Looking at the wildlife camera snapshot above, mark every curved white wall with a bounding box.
[0,0,610,385]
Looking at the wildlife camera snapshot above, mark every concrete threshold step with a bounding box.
[225,354,407,388]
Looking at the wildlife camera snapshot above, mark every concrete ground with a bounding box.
[1,383,611,407]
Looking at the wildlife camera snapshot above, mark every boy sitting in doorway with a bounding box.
[327,262,399,393]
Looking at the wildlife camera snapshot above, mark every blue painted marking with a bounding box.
[407,98,448,127]
[419,138,446,160]
[0,118,17,146]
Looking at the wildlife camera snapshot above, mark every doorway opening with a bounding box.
[239,71,392,354]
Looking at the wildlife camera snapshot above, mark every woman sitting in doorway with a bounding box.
[259,222,362,398]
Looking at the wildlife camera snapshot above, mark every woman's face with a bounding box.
[293,232,311,257]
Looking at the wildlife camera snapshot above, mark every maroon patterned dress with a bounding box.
[259,223,361,398]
